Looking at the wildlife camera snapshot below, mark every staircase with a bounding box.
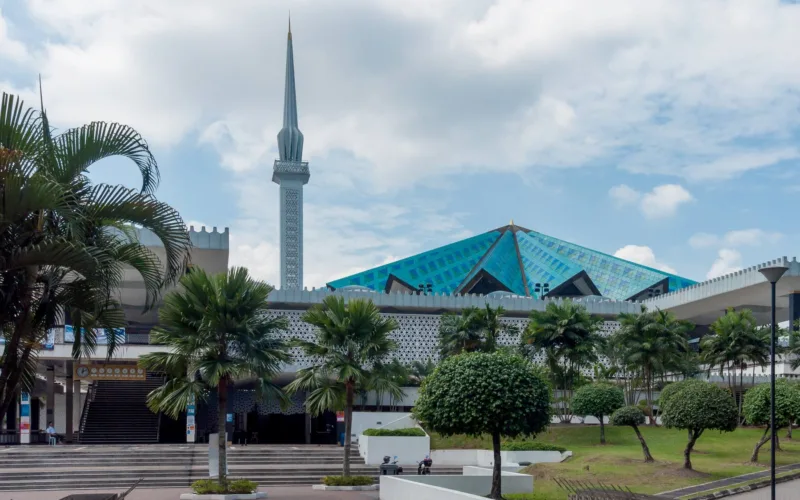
[0,445,466,491]
[79,374,164,444]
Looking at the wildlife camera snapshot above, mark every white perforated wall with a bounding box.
[271,309,620,376]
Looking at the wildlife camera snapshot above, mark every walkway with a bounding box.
[0,486,380,500]
[659,463,800,498]
[724,478,799,499]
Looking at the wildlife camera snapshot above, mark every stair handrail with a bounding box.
[77,381,97,442]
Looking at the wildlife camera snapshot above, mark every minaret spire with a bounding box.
[273,18,310,291]
[278,15,303,162]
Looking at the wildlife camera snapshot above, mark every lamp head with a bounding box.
[758,265,789,284]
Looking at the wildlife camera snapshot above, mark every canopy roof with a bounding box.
[327,224,695,301]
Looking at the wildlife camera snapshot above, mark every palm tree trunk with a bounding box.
[490,431,502,500]
[343,381,355,477]
[217,378,228,485]
[632,425,654,462]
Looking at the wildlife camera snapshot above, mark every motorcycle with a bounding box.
[382,455,403,474]
[417,455,432,475]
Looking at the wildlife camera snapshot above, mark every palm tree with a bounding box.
[408,358,437,386]
[369,359,407,411]
[701,309,766,421]
[139,268,290,485]
[523,300,604,423]
[0,92,190,418]
[286,296,399,477]
[438,305,517,358]
[616,306,690,424]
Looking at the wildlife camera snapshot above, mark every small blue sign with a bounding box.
[21,392,30,403]
[20,405,30,417]
[226,413,233,423]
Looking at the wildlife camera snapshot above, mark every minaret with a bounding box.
[273,17,309,290]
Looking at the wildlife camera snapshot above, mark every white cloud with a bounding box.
[3,0,800,189]
[640,184,693,219]
[706,248,742,279]
[688,228,782,249]
[226,169,473,288]
[610,183,693,218]
[614,245,677,274]
[608,184,640,207]
[0,10,27,62]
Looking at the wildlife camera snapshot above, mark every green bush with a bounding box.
[362,427,426,437]
[322,475,374,486]
[501,441,566,452]
[190,478,258,494]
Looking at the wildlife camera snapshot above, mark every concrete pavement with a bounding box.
[725,479,798,499]
[0,486,380,500]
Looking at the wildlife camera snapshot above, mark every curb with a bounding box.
[686,471,800,500]
[311,484,379,491]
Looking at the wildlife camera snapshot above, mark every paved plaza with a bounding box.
[0,486,380,500]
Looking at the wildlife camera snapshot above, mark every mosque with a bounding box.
[9,23,800,447]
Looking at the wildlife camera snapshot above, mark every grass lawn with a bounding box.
[429,425,800,500]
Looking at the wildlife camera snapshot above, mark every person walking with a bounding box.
[46,422,57,446]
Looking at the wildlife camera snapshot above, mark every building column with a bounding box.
[46,365,55,428]
[789,292,800,336]
[73,379,81,438]
[65,361,73,442]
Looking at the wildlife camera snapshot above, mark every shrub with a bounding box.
[322,476,374,486]
[661,381,737,470]
[610,406,654,462]
[501,441,566,452]
[414,352,551,500]
[191,478,258,494]
[362,427,426,437]
[572,383,625,444]
[742,379,800,462]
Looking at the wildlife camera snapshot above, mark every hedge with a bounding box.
[322,476,374,486]
[501,441,566,452]
[191,479,258,494]
[362,427,426,437]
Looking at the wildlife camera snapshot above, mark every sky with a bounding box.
[2,0,800,289]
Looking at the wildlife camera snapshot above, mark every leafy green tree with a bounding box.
[742,380,800,462]
[573,383,624,444]
[0,92,190,419]
[616,306,690,424]
[523,300,603,423]
[286,296,399,477]
[661,382,738,470]
[139,268,290,485]
[610,406,654,462]
[438,305,517,358]
[414,352,551,500]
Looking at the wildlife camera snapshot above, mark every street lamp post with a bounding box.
[534,282,550,300]
[758,265,788,500]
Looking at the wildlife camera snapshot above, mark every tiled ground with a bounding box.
[0,486,380,500]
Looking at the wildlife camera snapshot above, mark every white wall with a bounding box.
[39,393,85,434]
[351,412,412,441]
[430,449,567,466]
[359,434,431,465]
[379,468,533,499]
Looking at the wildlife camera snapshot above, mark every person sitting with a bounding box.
[46,422,57,446]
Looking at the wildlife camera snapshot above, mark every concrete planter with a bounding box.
[311,484,379,491]
[359,433,430,465]
[179,493,266,500]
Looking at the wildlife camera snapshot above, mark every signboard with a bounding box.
[226,413,233,423]
[65,325,126,345]
[74,363,146,381]
[336,411,345,423]
[19,392,30,444]
[186,395,196,443]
